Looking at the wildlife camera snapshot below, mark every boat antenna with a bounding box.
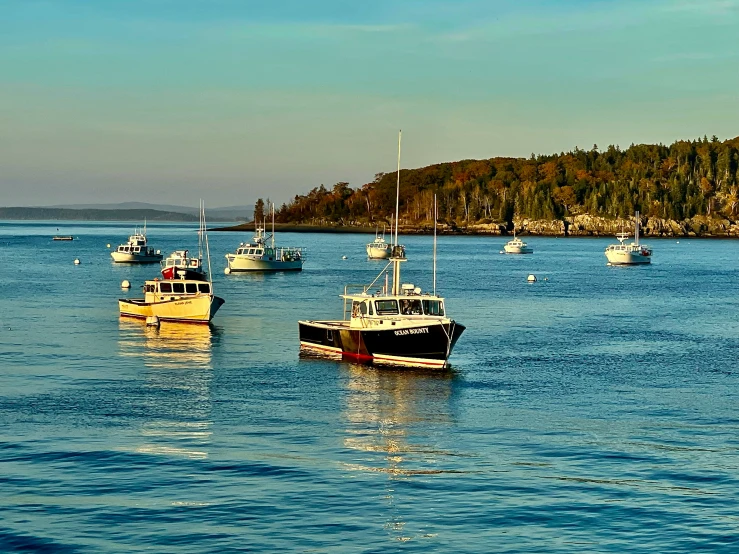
[433,193,437,296]
[394,130,401,246]
[272,202,275,249]
[634,210,640,246]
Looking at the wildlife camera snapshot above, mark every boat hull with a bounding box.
[605,251,651,265]
[161,267,207,280]
[225,256,303,272]
[503,246,533,254]
[298,320,465,369]
[111,252,163,264]
[119,295,224,324]
[366,246,391,259]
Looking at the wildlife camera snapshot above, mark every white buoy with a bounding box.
[224,267,231,275]
[106,243,111,248]
[527,274,536,283]
[74,258,81,265]
[146,315,160,327]
[342,255,347,260]
[121,280,131,289]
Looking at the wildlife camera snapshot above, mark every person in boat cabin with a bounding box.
[400,299,423,315]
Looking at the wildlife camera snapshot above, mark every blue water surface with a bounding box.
[1,221,738,553]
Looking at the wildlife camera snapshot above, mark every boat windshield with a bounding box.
[423,299,444,316]
[399,299,423,315]
[375,299,399,315]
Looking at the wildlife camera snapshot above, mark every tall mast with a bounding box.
[634,210,640,246]
[395,130,401,247]
[272,203,275,249]
[198,199,203,259]
[391,130,405,296]
[202,200,213,284]
[433,194,437,296]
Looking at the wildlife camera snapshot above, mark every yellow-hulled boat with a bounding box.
[119,278,224,324]
[119,201,223,324]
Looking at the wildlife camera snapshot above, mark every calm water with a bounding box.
[2,221,739,552]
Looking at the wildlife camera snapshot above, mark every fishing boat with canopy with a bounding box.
[298,131,465,369]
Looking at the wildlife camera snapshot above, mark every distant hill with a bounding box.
[44,202,253,221]
[0,207,199,222]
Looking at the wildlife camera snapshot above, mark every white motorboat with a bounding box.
[111,222,162,263]
[366,227,392,259]
[299,131,465,369]
[605,211,652,265]
[503,231,533,254]
[224,205,305,273]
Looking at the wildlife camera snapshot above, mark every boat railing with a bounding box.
[342,284,382,320]
[276,246,306,261]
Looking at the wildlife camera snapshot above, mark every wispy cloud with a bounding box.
[663,0,739,15]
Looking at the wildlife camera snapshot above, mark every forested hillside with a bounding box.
[271,135,739,228]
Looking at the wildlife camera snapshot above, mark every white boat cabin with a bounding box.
[142,279,212,302]
[116,234,156,255]
[163,250,202,269]
[343,284,446,328]
[235,243,303,262]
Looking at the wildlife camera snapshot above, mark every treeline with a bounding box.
[265,135,739,226]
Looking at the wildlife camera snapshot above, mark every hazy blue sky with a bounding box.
[1,0,738,207]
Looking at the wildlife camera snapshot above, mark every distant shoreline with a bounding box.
[210,220,739,238]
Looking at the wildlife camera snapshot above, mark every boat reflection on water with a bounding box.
[339,363,462,542]
[118,320,217,460]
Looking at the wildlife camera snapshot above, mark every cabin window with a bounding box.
[186,283,198,293]
[400,299,423,315]
[190,259,198,267]
[351,301,361,318]
[159,282,172,293]
[375,300,399,315]
[167,260,174,266]
[368,301,374,316]
[360,302,368,315]
[144,284,155,293]
[173,282,185,293]
[198,283,211,294]
[256,249,263,256]
[133,247,140,253]
[423,300,445,316]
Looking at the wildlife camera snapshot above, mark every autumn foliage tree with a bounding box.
[274,136,739,226]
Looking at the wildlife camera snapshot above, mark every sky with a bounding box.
[1,0,738,207]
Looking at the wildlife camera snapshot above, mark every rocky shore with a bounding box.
[213,215,739,237]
